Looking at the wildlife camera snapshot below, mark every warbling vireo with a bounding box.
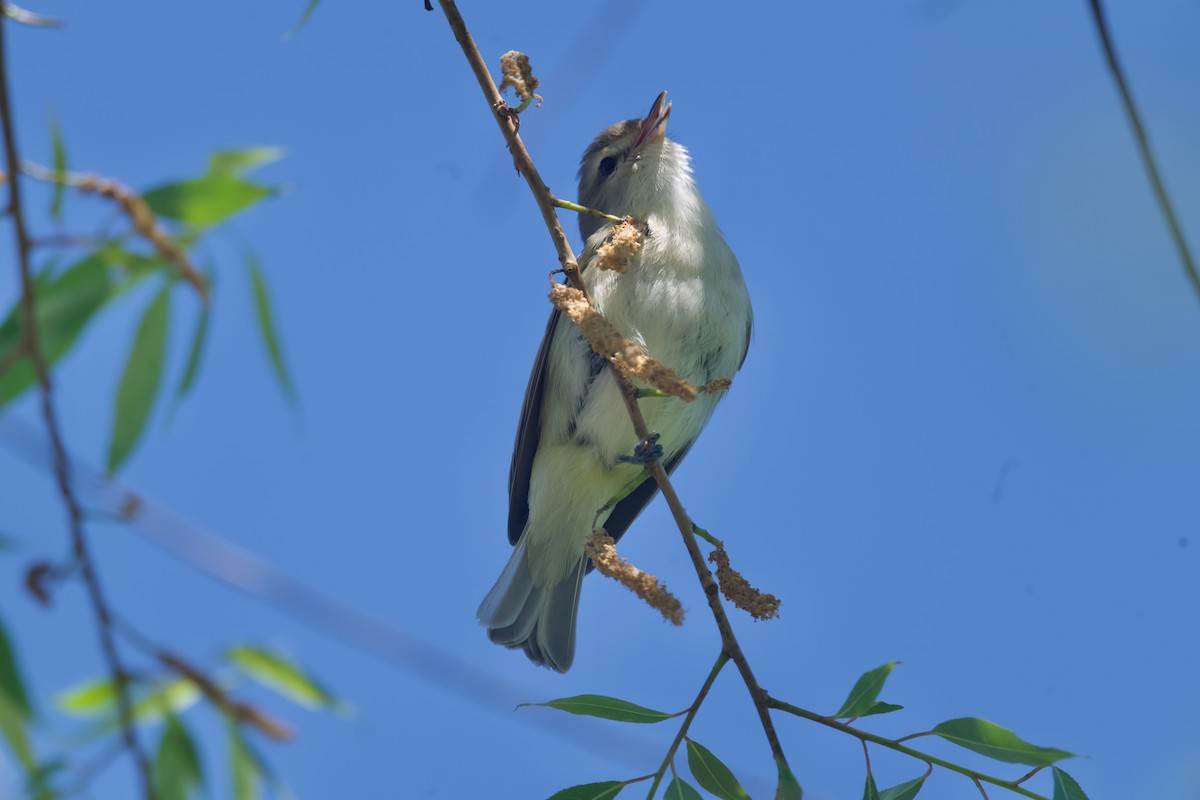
[478,92,753,672]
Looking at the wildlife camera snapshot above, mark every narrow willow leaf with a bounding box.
[155,714,203,800]
[878,776,925,800]
[859,702,904,718]
[232,729,291,800]
[931,718,1073,766]
[49,114,67,219]
[0,691,33,768]
[227,646,340,711]
[107,286,171,473]
[285,0,321,39]
[862,772,880,800]
[0,255,112,406]
[775,759,803,800]
[1051,768,1089,800]
[74,679,201,742]
[229,724,260,800]
[208,147,285,177]
[686,740,750,800]
[665,777,703,800]
[246,254,296,404]
[174,306,210,401]
[0,615,31,716]
[56,677,117,717]
[546,782,623,800]
[836,662,899,719]
[521,694,672,724]
[143,175,273,228]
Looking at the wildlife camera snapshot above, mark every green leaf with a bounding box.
[775,758,803,800]
[49,114,66,219]
[174,305,210,401]
[0,615,31,716]
[227,646,342,712]
[859,701,904,718]
[862,772,879,800]
[229,724,260,800]
[208,147,285,178]
[155,714,203,800]
[546,782,623,800]
[878,776,925,800]
[686,740,750,800]
[56,677,118,717]
[143,175,273,228]
[1051,767,1090,800]
[836,662,899,719]
[25,757,66,800]
[0,690,34,768]
[931,718,1074,766]
[0,255,112,406]
[665,777,703,800]
[107,286,171,473]
[522,694,672,724]
[246,253,296,404]
[285,0,321,39]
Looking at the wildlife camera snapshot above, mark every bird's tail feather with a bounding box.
[478,537,586,673]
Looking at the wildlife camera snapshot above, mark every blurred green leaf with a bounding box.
[1051,767,1089,800]
[285,0,321,38]
[0,689,33,768]
[174,305,210,402]
[665,777,703,800]
[227,646,342,712]
[209,147,285,178]
[56,677,118,717]
[246,253,296,404]
[522,694,672,724]
[546,782,624,800]
[931,718,1073,766]
[0,615,31,716]
[155,714,203,800]
[862,772,879,800]
[0,255,112,406]
[143,175,272,228]
[96,242,167,280]
[878,776,924,800]
[775,759,803,800]
[229,724,260,800]
[836,662,898,719]
[49,114,66,219]
[25,757,66,800]
[858,701,903,718]
[107,286,171,473]
[686,740,749,800]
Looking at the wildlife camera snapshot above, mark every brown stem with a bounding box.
[0,8,155,798]
[435,0,791,774]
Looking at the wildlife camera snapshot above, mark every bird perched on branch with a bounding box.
[478,92,753,672]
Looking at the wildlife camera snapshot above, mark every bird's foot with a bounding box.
[618,432,663,465]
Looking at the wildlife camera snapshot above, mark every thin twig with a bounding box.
[435,0,793,774]
[1085,0,1200,304]
[644,653,729,799]
[0,10,155,799]
[156,651,294,741]
[767,697,1052,800]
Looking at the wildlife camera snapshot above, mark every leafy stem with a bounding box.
[644,652,729,799]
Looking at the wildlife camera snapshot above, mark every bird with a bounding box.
[478,92,753,672]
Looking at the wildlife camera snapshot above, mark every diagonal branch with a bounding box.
[1085,0,1200,304]
[435,0,791,774]
[0,9,155,798]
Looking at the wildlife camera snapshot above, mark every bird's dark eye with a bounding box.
[598,156,618,177]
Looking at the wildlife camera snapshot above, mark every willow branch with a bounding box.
[768,697,1051,800]
[0,9,155,798]
[1085,0,1200,305]
[435,0,791,773]
[644,653,728,798]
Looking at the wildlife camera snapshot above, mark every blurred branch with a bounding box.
[0,9,155,799]
[156,651,293,741]
[435,0,792,775]
[12,160,209,301]
[1085,0,1200,304]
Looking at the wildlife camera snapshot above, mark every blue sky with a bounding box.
[2,1,1199,798]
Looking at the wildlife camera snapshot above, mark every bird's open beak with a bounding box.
[633,91,672,151]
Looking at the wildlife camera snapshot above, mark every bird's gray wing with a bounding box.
[507,308,562,544]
